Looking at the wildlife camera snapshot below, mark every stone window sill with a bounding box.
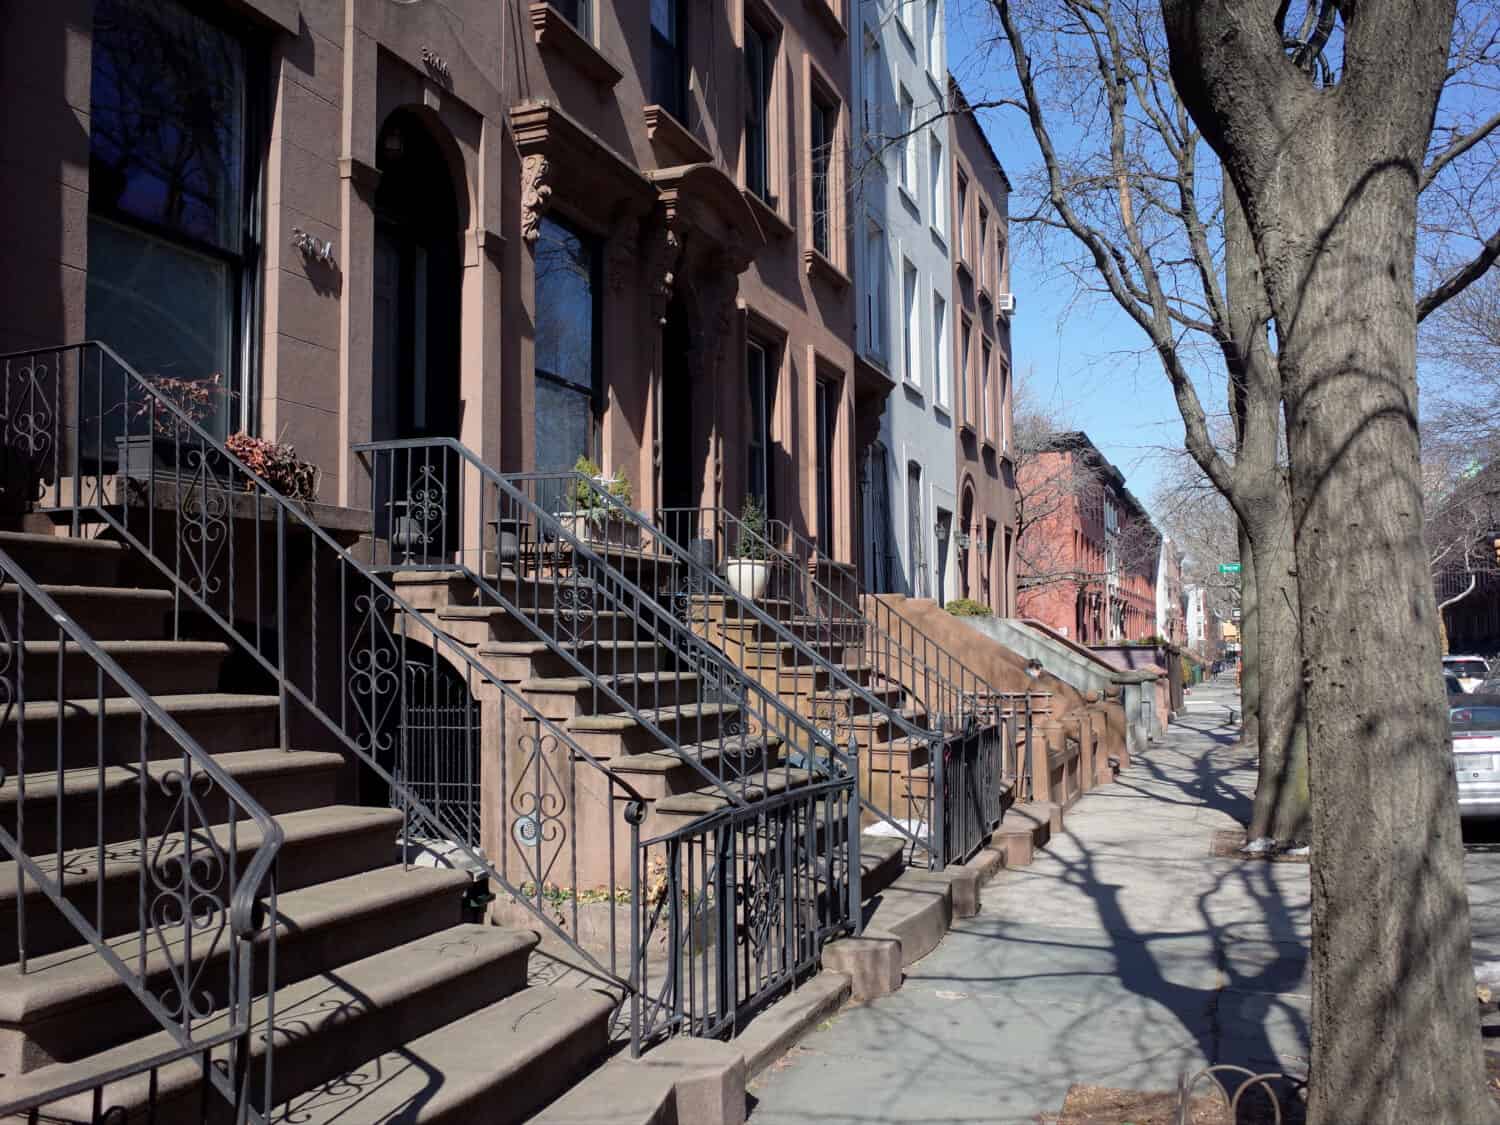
[529,3,622,92]
[644,104,712,165]
[804,247,851,291]
[745,188,794,240]
[803,0,848,42]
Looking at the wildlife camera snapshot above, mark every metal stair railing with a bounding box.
[6,342,662,1052]
[352,438,842,806]
[665,507,1013,865]
[0,547,282,1123]
[495,477,948,870]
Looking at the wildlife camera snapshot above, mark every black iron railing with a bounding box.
[353,439,849,803]
[0,549,281,1121]
[663,507,1013,865]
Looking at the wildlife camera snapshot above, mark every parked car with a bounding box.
[1450,696,1500,818]
[1444,655,1490,693]
[1448,673,1469,698]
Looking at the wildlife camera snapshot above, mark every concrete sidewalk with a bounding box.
[747,680,1313,1124]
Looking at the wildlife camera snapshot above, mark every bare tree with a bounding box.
[1159,2,1500,1120]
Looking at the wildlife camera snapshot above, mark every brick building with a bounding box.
[1015,431,1159,644]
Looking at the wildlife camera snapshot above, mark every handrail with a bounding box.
[17,341,647,1009]
[0,546,281,1119]
[352,437,846,805]
[517,472,942,864]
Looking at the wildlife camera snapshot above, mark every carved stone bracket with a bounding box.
[520,154,553,243]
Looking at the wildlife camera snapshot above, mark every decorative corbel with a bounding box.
[520,154,553,243]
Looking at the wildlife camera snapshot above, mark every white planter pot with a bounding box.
[725,558,770,600]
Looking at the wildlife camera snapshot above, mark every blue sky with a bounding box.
[943,1,1225,508]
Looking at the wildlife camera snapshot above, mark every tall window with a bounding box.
[929,137,945,234]
[815,377,837,549]
[932,292,948,409]
[956,171,968,259]
[534,216,600,472]
[861,37,881,140]
[902,260,919,387]
[925,0,940,71]
[959,315,972,422]
[744,19,774,204]
[865,221,887,359]
[651,0,688,121]
[978,203,990,282]
[747,340,774,510]
[981,338,994,439]
[906,461,926,597]
[811,92,836,257]
[555,0,590,35]
[87,0,256,439]
[898,87,916,193]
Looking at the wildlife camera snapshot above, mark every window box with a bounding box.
[644,103,712,165]
[804,247,850,291]
[529,3,622,91]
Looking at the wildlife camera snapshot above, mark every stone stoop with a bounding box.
[0,533,622,1123]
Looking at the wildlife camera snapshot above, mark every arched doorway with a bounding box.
[959,485,975,601]
[372,109,463,443]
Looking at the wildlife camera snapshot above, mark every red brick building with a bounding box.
[1015,432,1160,644]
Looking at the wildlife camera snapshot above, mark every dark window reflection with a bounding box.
[534,216,600,473]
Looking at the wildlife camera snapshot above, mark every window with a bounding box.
[978,203,989,281]
[929,136,945,234]
[811,91,837,258]
[906,462,926,598]
[996,228,1007,291]
[744,18,774,204]
[861,37,881,140]
[956,172,968,259]
[898,86,916,193]
[554,0,590,35]
[651,0,688,122]
[998,360,1009,449]
[902,260,919,387]
[981,338,994,438]
[747,339,775,511]
[534,216,600,472]
[925,0,940,71]
[86,0,256,439]
[959,315,972,421]
[865,221,887,359]
[815,377,837,549]
[932,292,948,409]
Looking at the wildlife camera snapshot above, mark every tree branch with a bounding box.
[1418,226,1500,322]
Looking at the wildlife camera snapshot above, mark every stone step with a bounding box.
[1,924,539,1124]
[650,766,816,824]
[275,985,614,1124]
[438,603,654,646]
[0,531,126,587]
[0,692,282,773]
[722,635,849,669]
[0,864,470,1074]
[805,683,908,721]
[685,594,800,623]
[520,670,704,721]
[4,639,230,701]
[0,747,344,852]
[565,701,744,759]
[0,804,404,964]
[0,584,173,641]
[602,735,783,799]
[714,615,865,644]
[477,638,673,682]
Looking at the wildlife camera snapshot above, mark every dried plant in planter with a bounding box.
[225,432,320,502]
[133,373,235,437]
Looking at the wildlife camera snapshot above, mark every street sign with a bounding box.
[1218,563,1242,574]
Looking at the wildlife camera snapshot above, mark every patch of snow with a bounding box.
[1285,845,1310,858]
[1239,836,1276,854]
[865,818,927,839]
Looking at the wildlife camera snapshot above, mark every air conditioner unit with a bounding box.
[996,293,1017,315]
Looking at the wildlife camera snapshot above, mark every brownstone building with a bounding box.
[2,0,871,558]
[948,80,1017,614]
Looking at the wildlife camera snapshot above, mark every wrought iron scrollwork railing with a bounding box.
[5,343,660,1058]
[663,507,1013,866]
[0,548,282,1122]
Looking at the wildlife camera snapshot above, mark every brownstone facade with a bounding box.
[2,0,870,559]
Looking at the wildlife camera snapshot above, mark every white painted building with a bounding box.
[1185,584,1208,648]
[853,0,960,602]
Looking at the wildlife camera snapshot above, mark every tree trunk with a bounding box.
[1161,5,1492,1118]
[1237,521,1261,752]
[1243,491,1309,844]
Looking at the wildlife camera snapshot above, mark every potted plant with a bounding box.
[224,432,320,502]
[116,373,236,481]
[559,456,639,548]
[725,495,772,600]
